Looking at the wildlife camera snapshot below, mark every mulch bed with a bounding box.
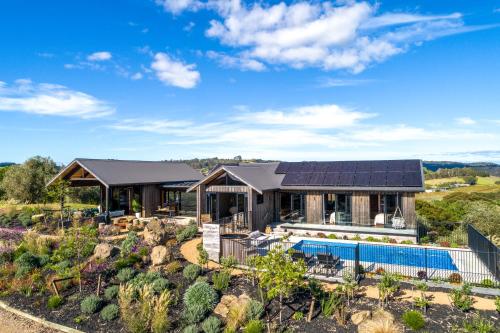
[1,242,498,333]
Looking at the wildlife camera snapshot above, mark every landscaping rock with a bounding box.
[351,310,371,325]
[73,211,83,220]
[93,243,119,260]
[357,309,399,333]
[151,245,168,266]
[213,293,251,320]
[143,218,167,246]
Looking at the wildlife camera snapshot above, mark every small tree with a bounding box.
[197,245,209,271]
[307,278,323,322]
[463,202,500,238]
[254,245,306,323]
[377,273,401,306]
[47,179,70,229]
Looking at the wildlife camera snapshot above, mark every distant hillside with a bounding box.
[167,156,277,174]
[0,162,15,168]
[423,161,500,175]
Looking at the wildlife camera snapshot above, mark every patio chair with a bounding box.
[315,252,340,277]
[291,251,314,265]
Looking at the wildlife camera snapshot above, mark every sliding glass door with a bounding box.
[335,193,352,225]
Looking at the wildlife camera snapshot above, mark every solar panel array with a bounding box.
[277,160,423,187]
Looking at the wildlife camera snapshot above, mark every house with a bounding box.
[48,158,203,218]
[188,160,425,240]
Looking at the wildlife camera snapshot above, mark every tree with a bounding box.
[1,156,58,203]
[47,179,71,228]
[0,166,11,200]
[463,202,500,238]
[254,245,306,324]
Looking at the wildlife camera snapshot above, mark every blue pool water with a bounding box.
[292,239,458,271]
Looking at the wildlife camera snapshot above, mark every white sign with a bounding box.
[203,224,221,262]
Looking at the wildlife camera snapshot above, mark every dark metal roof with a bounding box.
[277,160,423,188]
[188,159,424,193]
[48,158,203,187]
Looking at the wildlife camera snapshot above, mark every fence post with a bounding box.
[355,244,360,281]
[424,247,428,281]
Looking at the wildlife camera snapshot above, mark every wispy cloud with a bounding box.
[151,52,201,88]
[0,79,114,118]
[87,51,112,61]
[455,117,476,125]
[318,77,374,87]
[206,51,266,71]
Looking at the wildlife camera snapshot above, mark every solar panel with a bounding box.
[311,162,329,172]
[275,162,290,174]
[370,160,388,172]
[370,172,386,186]
[353,172,371,186]
[286,162,303,172]
[355,161,372,172]
[338,172,355,186]
[281,172,313,185]
[403,171,422,186]
[386,172,403,186]
[404,160,420,172]
[309,172,326,185]
[323,172,339,185]
[338,161,355,172]
[326,162,341,172]
[386,160,406,172]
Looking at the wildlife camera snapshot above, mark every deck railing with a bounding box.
[212,211,251,234]
[220,237,499,284]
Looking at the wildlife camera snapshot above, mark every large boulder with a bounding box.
[214,294,251,320]
[93,243,119,260]
[143,218,167,246]
[151,245,168,266]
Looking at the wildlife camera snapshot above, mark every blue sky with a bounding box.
[1,0,499,164]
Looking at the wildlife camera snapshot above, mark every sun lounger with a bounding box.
[291,250,314,264]
[315,252,340,276]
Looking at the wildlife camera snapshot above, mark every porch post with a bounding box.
[105,186,110,222]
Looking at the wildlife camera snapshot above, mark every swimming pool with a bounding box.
[292,239,458,271]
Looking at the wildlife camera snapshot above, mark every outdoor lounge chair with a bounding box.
[315,252,340,276]
[291,250,314,265]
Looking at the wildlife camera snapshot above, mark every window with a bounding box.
[256,194,264,204]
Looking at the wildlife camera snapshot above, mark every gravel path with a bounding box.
[0,307,62,333]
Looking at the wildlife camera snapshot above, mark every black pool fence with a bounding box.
[221,236,499,285]
[467,224,499,281]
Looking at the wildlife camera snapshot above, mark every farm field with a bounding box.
[417,177,500,201]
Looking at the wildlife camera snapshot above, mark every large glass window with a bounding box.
[279,192,306,223]
[335,194,352,225]
[323,194,336,223]
[369,193,402,227]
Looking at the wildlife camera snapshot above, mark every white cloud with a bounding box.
[150,0,487,73]
[131,72,143,80]
[87,51,112,61]
[206,51,266,71]
[0,79,114,118]
[455,117,476,125]
[151,52,201,89]
[237,104,375,129]
[155,0,201,14]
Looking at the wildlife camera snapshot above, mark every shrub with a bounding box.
[377,273,400,306]
[400,240,413,245]
[100,304,119,321]
[119,284,172,333]
[402,310,425,330]
[480,278,494,288]
[220,256,238,271]
[495,296,500,313]
[448,273,462,284]
[292,311,304,321]
[327,234,337,239]
[245,299,264,321]
[117,267,136,283]
[14,252,41,277]
[375,267,385,275]
[80,295,103,314]
[365,236,381,242]
[114,253,141,270]
[440,241,451,248]
[417,270,427,280]
[127,271,169,296]
[363,319,402,333]
[165,260,182,273]
[453,314,496,333]
[317,233,327,238]
[212,270,230,291]
[226,302,247,331]
[151,277,170,293]
[201,316,221,333]
[176,223,198,243]
[244,320,264,333]
[104,285,119,300]
[196,276,209,283]
[183,264,201,281]
[121,231,139,257]
[47,295,63,309]
[183,325,198,333]
[450,283,474,312]
[183,282,218,324]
